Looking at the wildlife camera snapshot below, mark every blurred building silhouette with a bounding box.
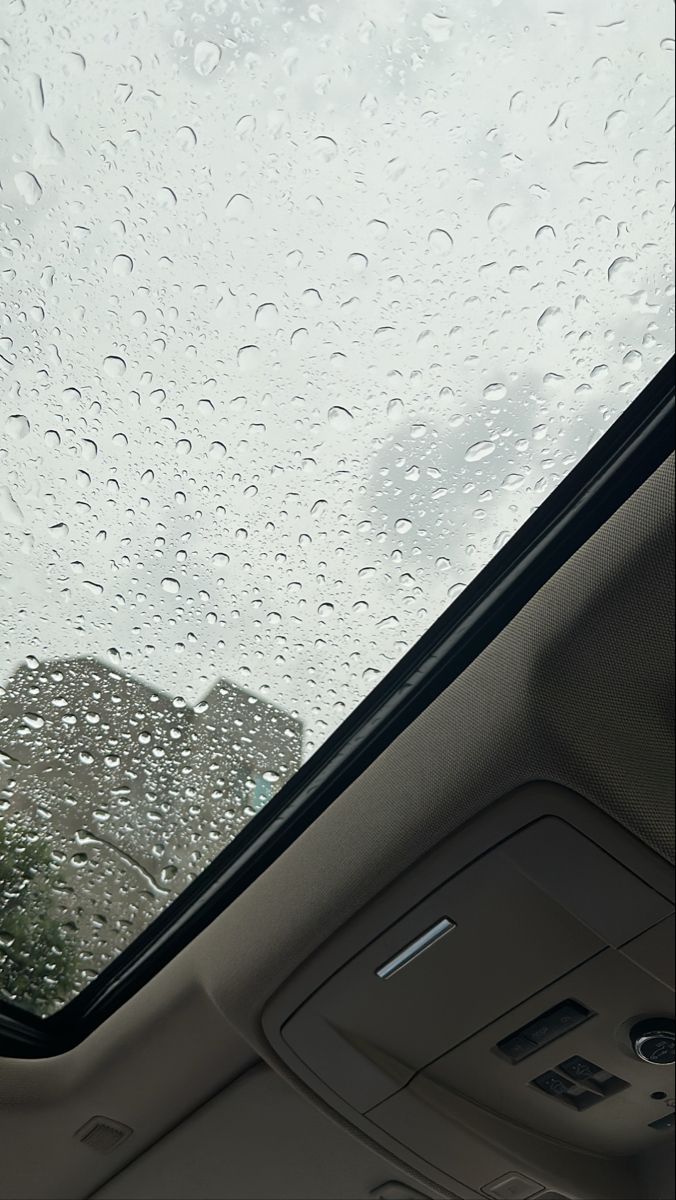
[0,658,303,988]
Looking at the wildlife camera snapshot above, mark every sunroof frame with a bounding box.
[0,356,674,1058]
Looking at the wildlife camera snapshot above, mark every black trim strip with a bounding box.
[1,356,674,1058]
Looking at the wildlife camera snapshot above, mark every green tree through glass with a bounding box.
[0,819,77,1017]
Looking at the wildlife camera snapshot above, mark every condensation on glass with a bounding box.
[0,0,674,1015]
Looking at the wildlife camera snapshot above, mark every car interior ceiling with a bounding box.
[0,429,673,1199]
[1,0,675,1194]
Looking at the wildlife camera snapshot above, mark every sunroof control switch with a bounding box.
[630,1018,675,1066]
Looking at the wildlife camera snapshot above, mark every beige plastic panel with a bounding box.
[283,848,605,1112]
[266,787,675,1200]
[382,946,675,1159]
[366,1069,636,1200]
[282,816,672,1114]
[621,916,676,990]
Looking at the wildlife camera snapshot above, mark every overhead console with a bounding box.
[264,784,675,1200]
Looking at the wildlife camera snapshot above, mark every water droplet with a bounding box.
[622,349,642,371]
[348,252,368,274]
[208,440,226,460]
[112,254,133,276]
[367,218,389,239]
[327,405,353,431]
[4,413,30,439]
[537,305,563,332]
[226,192,253,219]
[487,203,513,231]
[237,344,261,372]
[176,125,197,150]
[0,485,25,527]
[483,383,507,402]
[502,473,524,491]
[103,355,127,378]
[194,40,221,77]
[374,326,395,343]
[14,171,42,206]
[395,518,412,534]
[255,302,277,327]
[607,256,636,290]
[235,113,256,138]
[314,135,338,162]
[162,577,181,595]
[158,186,177,209]
[302,288,322,307]
[465,440,496,462]
[22,712,45,730]
[422,11,452,41]
[25,72,45,112]
[427,227,454,252]
[35,126,65,166]
[65,51,86,74]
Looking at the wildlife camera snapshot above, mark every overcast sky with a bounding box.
[1,0,674,760]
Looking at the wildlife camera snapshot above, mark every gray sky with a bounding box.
[1,0,674,759]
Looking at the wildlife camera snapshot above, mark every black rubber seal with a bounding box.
[1,355,674,1058]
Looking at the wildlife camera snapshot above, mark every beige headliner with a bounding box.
[0,454,673,1200]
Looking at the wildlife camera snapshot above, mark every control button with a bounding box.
[557,1055,601,1082]
[648,1113,675,1132]
[630,1019,675,1066]
[532,1070,575,1099]
[497,1031,540,1062]
[496,1001,592,1063]
[481,1172,544,1199]
[525,1001,592,1047]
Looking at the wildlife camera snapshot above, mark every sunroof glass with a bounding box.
[1,0,674,1017]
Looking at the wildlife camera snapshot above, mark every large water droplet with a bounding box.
[162,577,181,595]
[327,405,353,431]
[237,345,261,372]
[427,227,454,252]
[487,202,513,231]
[226,193,253,219]
[194,41,221,76]
[607,256,636,290]
[483,383,507,402]
[14,171,42,205]
[23,712,45,730]
[314,135,338,162]
[4,413,30,439]
[422,11,452,41]
[103,355,127,378]
[537,305,563,332]
[176,125,197,150]
[348,252,368,274]
[158,186,177,209]
[255,302,277,327]
[465,440,496,462]
[112,254,133,276]
[0,485,25,527]
[622,349,643,371]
